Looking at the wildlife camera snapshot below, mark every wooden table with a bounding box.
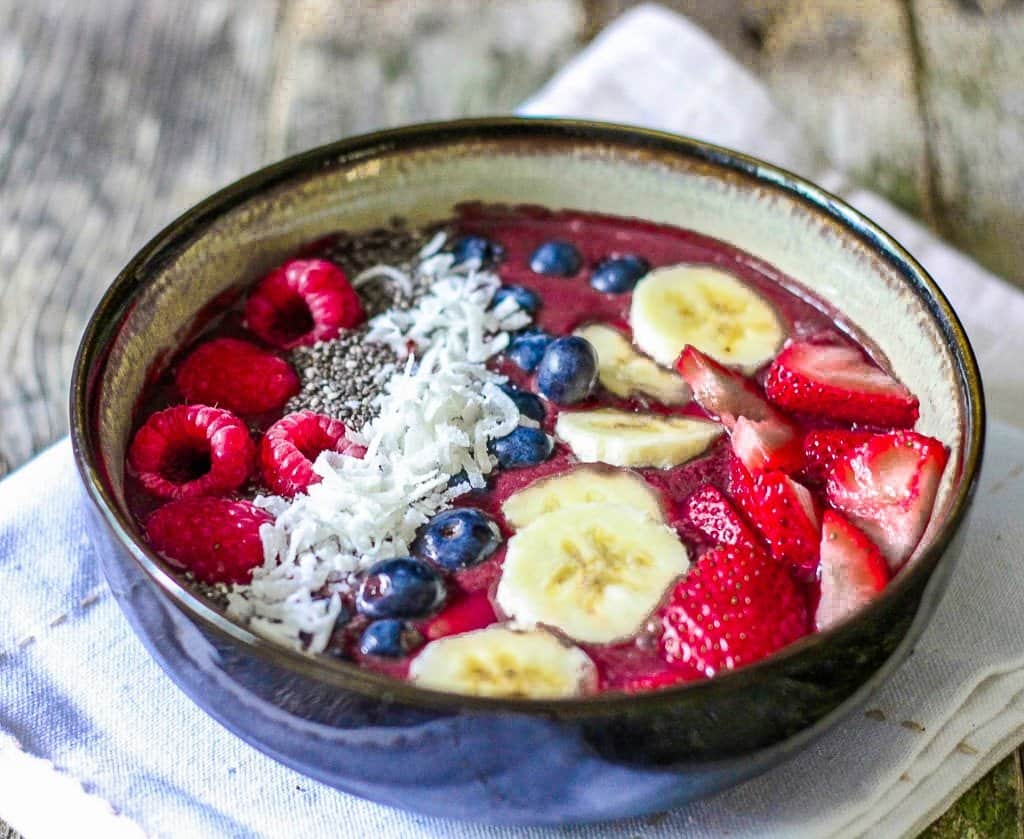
[2,1,1021,835]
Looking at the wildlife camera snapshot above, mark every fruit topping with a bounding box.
[802,429,875,483]
[128,404,255,500]
[574,323,690,406]
[489,426,554,469]
[412,508,502,572]
[529,240,582,276]
[260,410,365,497]
[684,484,761,550]
[356,557,447,620]
[498,383,546,424]
[659,543,808,676]
[452,234,504,266]
[421,590,497,641]
[492,284,540,315]
[555,408,721,469]
[815,510,890,631]
[506,329,553,372]
[826,430,948,570]
[244,258,363,349]
[496,503,689,644]
[358,619,424,658]
[765,340,919,427]
[589,254,649,294]
[631,265,784,369]
[536,335,599,405]
[145,497,271,584]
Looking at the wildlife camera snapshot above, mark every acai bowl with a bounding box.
[71,119,984,824]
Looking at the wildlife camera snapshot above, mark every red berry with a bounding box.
[175,338,300,416]
[421,590,496,641]
[765,340,919,427]
[244,259,363,349]
[815,510,890,631]
[128,405,255,500]
[827,430,948,570]
[146,498,272,584]
[802,429,875,483]
[260,410,365,496]
[659,544,808,677]
[684,484,761,551]
[614,664,702,693]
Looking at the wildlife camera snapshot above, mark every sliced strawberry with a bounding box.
[676,346,802,473]
[826,430,948,570]
[420,590,496,641]
[260,410,365,497]
[684,484,761,551]
[659,543,808,677]
[765,340,919,427]
[729,458,821,576]
[802,429,875,483]
[815,510,890,631]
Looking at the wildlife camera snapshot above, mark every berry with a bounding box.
[357,557,447,620]
[615,665,701,693]
[175,338,300,416]
[421,590,497,641]
[412,508,502,572]
[244,259,363,349]
[826,430,948,570]
[492,285,540,315]
[815,510,890,631]
[145,498,272,584]
[358,619,423,658]
[260,410,364,497]
[499,383,546,423]
[589,255,649,294]
[489,426,554,469]
[128,405,255,500]
[659,543,808,677]
[765,340,919,427]
[684,484,761,550]
[452,235,503,266]
[802,429,875,483]
[536,336,599,405]
[506,329,553,372]
[529,240,582,276]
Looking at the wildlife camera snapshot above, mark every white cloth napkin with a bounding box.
[3,5,1024,837]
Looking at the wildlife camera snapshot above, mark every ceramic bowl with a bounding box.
[71,118,984,825]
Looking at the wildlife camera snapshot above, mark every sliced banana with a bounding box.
[630,264,784,370]
[409,626,597,699]
[573,323,690,406]
[502,465,665,529]
[555,408,722,469]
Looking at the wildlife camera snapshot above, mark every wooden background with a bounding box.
[1,1,1021,835]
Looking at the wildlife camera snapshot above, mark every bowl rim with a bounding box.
[70,116,986,717]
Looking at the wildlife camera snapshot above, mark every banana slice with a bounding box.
[502,465,665,529]
[409,626,597,698]
[555,408,722,469]
[497,503,689,644]
[573,323,690,406]
[630,265,784,370]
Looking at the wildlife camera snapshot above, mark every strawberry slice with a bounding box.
[684,484,762,551]
[730,458,821,576]
[815,510,890,631]
[802,429,875,483]
[826,430,948,570]
[676,345,802,473]
[421,590,496,641]
[765,341,919,427]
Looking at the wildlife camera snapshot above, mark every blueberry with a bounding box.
[507,329,553,372]
[590,255,649,294]
[492,285,540,315]
[529,240,582,276]
[489,426,554,469]
[412,508,502,572]
[536,336,599,405]
[499,383,546,423]
[452,235,503,266]
[358,619,423,658]
[357,557,446,620]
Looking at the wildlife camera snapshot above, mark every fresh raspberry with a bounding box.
[659,544,808,677]
[145,498,272,584]
[244,259,363,349]
[260,410,365,496]
[128,405,255,500]
[175,338,300,416]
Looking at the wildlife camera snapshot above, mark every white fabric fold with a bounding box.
[3,5,1023,837]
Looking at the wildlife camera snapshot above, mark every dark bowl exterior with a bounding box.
[71,118,985,824]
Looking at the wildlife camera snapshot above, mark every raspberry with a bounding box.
[175,338,300,415]
[659,544,808,677]
[128,405,255,500]
[260,410,365,496]
[244,259,363,349]
[145,498,272,584]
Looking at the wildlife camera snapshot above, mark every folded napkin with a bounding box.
[3,5,1024,837]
